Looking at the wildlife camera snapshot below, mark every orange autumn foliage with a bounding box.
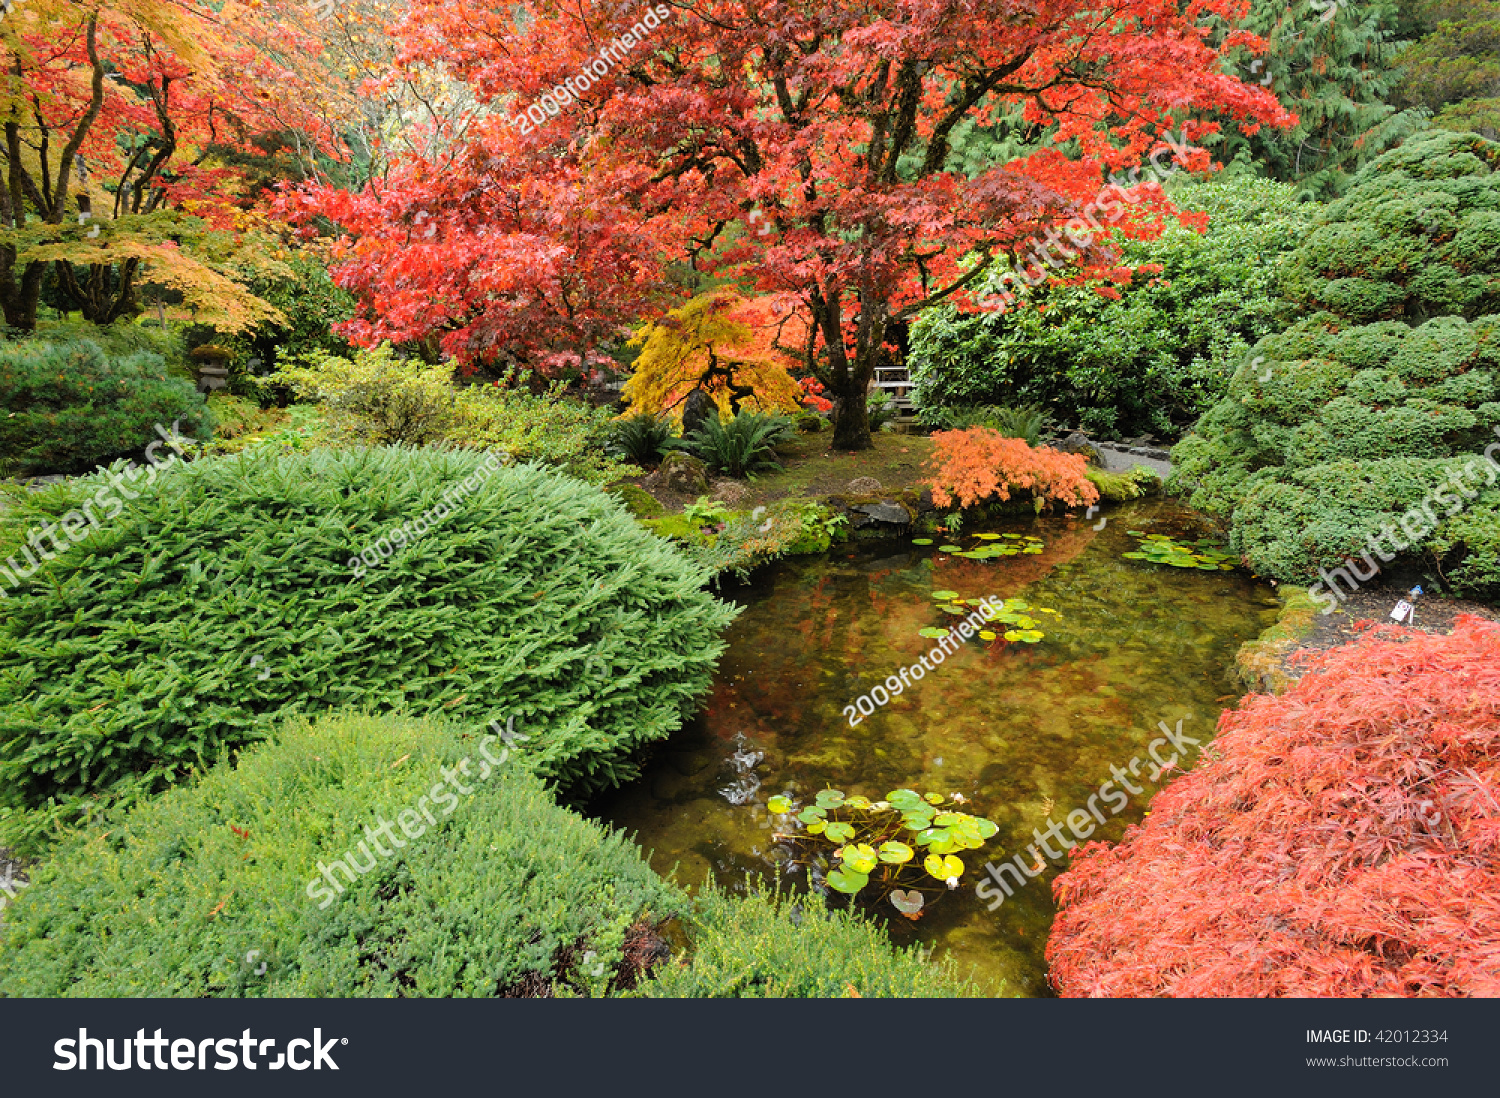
[925,428,1098,512]
[1047,616,1500,998]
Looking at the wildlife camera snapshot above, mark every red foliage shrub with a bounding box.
[925,427,1098,512]
[1047,616,1500,997]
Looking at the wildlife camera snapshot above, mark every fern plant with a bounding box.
[608,412,676,465]
[676,412,795,478]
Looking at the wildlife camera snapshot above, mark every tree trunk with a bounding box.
[0,257,44,332]
[830,373,872,450]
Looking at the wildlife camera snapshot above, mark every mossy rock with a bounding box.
[1086,465,1163,503]
[611,483,667,519]
[1233,587,1320,694]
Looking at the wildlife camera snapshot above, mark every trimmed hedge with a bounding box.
[0,447,736,848]
[0,338,212,476]
[0,712,683,997]
[0,712,972,998]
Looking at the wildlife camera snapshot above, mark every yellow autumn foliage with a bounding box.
[623,291,806,423]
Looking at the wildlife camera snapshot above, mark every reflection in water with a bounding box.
[590,499,1280,996]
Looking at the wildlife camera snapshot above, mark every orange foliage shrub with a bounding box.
[1048,615,1500,997]
[925,428,1098,511]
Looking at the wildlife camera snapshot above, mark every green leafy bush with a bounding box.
[1171,132,1500,598]
[0,338,212,475]
[451,381,638,485]
[917,402,1055,446]
[0,711,684,997]
[867,390,901,433]
[637,885,972,998]
[675,411,795,478]
[909,177,1314,439]
[0,447,736,850]
[269,343,458,445]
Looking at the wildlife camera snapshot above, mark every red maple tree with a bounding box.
[1047,615,1500,997]
[297,0,1291,441]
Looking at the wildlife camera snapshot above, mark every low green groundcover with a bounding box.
[0,712,968,998]
[0,446,737,850]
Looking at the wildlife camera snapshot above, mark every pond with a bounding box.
[590,498,1281,995]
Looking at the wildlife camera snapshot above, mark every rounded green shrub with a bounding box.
[0,712,683,997]
[0,446,736,847]
[1171,132,1500,598]
[0,711,971,998]
[0,338,212,475]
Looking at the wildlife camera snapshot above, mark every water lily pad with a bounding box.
[823,820,855,843]
[978,630,997,640]
[918,627,949,639]
[911,538,934,545]
[938,604,967,614]
[879,841,915,864]
[807,820,826,835]
[1126,530,1146,537]
[932,590,960,600]
[887,789,926,811]
[973,818,999,839]
[843,795,872,810]
[974,533,1000,540]
[826,866,869,895]
[938,545,963,553]
[797,806,827,824]
[814,789,846,809]
[767,795,792,814]
[924,853,964,881]
[924,793,946,805]
[840,843,878,873]
[889,889,924,914]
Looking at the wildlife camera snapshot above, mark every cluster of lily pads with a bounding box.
[919,591,1058,644]
[767,788,1000,917]
[1122,532,1238,571]
[912,532,1045,559]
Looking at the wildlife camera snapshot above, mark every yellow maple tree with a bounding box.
[623,291,808,422]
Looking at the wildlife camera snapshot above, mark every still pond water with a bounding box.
[592,499,1280,995]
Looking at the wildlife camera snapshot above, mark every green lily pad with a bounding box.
[924,793,946,805]
[843,795,872,810]
[923,853,964,881]
[887,789,926,811]
[840,843,878,873]
[938,604,967,614]
[826,866,869,895]
[911,538,934,545]
[767,795,792,814]
[814,789,845,810]
[938,545,963,553]
[978,630,997,640]
[974,533,1000,540]
[879,841,915,864]
[807,819,826,835]
[797,806,826,824]
[932,590,960,600]
[823,820,856,843]
[918,627,949,639]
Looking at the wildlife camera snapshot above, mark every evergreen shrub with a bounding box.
[0,339,212,475]
[0,447,736,849]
